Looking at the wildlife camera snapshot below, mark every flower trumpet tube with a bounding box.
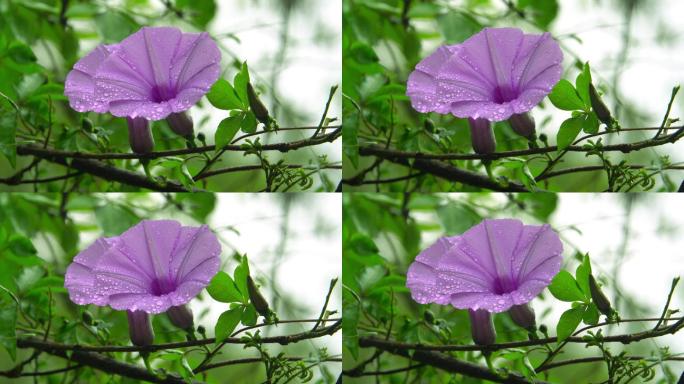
[127,310,154,346]
[469,118,496,154]
[126,117,154,154]
[469,309,496,345]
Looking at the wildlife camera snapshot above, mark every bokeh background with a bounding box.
[0,0,341,191]
[343,192,684,383]
[0,192,341,383]
[342,0,684,192]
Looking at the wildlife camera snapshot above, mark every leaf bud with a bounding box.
[247,275,271,318]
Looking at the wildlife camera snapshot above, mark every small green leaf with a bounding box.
[233,256,251,301]
[575,254,592,297]
[549,79,585,111]
[548,270,586,302]
[233,62,250,107]
[583,112,599,134]
[556,117,584,150]
[575,62,593,107]
[241,111,257,134]
[241,304,258,326]
[206,79,244,110]
[215,306,243,343]
[583,303,600,325]
[215,114,243,150]
[557,305,585,342]
[206,271,244,303]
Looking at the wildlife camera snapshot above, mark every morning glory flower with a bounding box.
[406,218,563,344]
[64,220,221,345]
[65,26,221,153]
[406,27,563,153]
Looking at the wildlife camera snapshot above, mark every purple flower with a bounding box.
[407,27,563,122]
[406,218,562,343]
[65,219,221,313]
[65,26,221,151]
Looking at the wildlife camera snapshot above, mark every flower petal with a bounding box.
[513,224,563,284]
[64,237,115,306]
[457,28,524,100]
[117,220,182,285]
[170,225,222,284]
[512,33,563,93]
[64,44,118,113]
[170,32,221,93]
[406,45,461,113]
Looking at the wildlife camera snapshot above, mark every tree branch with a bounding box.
[16,127,341,161]
[15,346,192,384]
[358,317,684,353]
[195,356,341,374]
[194,164,341,181]
[536,355,684,373]
[17,320,341,353]
[356,340,549,384]
[536,164,684,181]
[358,126,684,161]
[12,152,191,192]
[357,154,527,191]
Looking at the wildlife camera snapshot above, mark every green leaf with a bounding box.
[206,271,244,303]
[233,62,250,107]
[575,254,592,297]
[241,111,257,134]
[583,112,599,134]
[233,256,250,301]
[549,80,585,111]
[215,114,243,150]
[583,303,600,325]
[556,117,584,150]
[206,79,244,110]
[241,304,258,326]
[548,270,586,302]
[0,290,17,360]
[575,62,593,107]
[557,305,585,342]
[215,306,243,343]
